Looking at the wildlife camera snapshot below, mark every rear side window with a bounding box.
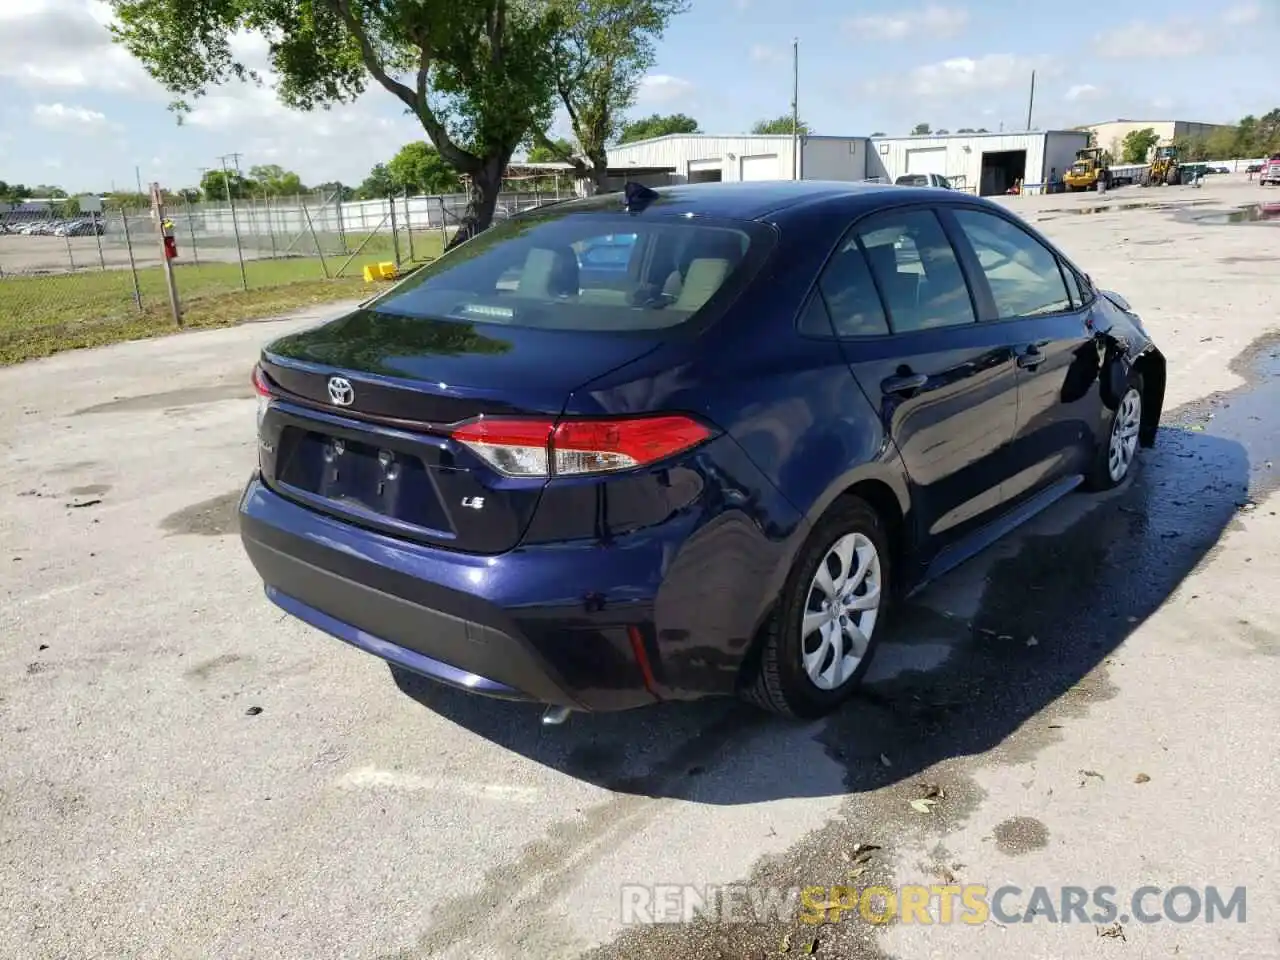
[817,236,890,337]
[855,209,976,333]
[368,212,765,331]
[951,209,1072,319]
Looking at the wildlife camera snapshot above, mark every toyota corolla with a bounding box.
[238,180,1165,719]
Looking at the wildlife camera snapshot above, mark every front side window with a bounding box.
[368,212,765,332]
[855,209,976,333]
[951,209,1072,319]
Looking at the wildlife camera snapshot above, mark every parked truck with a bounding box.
[1260,153,1280,186]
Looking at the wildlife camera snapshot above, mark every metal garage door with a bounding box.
[688,158,722,183]
[905,147,948,176]
[740,154,778,181]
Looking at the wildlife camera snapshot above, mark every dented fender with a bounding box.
[1093,288,1166,445]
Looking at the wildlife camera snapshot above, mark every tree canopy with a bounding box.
[1120,127,1160,164]
[617,112,699,143]
[109,0,563,236]
[751,115,810,135]
[531,0,687,190]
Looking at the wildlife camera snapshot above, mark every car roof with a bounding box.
[551,180,913,222]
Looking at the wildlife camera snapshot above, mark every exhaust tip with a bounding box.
[541,705,572,727]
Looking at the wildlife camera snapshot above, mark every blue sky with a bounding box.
[0,0,1274,194]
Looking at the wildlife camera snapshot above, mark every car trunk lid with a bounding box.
[256,309,661,554]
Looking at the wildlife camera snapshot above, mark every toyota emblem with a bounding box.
[327,376,355,406]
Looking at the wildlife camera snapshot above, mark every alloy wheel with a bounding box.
[800,532,881,690]
[1108,387,1143,483]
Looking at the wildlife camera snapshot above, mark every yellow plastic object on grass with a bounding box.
[362,261,399,283]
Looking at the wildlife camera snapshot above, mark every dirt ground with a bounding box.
[1,179,1278,959]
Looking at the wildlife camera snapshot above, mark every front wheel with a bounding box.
[1085,371,1144,491]
[743,496,890,718]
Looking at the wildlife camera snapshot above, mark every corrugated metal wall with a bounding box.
[605,136,798,183]
[866,133,1087,194]
[800,137,869,180]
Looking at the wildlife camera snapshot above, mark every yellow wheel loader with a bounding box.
[1142,144,1182,187]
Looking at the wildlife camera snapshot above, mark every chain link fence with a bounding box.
[0,185,574,355]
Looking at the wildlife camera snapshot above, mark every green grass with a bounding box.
[0,233,444,366]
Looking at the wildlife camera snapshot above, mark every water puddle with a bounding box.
[1185,203,1280,225]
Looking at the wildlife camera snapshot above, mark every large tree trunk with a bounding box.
[589,152,610,194]
[444,157,506,253]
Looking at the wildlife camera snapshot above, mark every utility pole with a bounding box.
[1026,70,1036,131]
[217,154,249,291]
[135,165,144,197]
[791,38,800,180]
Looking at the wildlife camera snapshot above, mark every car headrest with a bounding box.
[518,246,580,298]
[673,258,730,311]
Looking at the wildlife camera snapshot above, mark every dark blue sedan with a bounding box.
[239,180,1166,719]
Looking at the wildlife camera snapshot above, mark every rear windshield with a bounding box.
[896,175,927,186]
[368,208,770,332]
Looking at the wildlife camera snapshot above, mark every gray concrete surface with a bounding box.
[1,180,1278,959]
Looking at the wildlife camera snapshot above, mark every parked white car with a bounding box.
[894,173,953,189]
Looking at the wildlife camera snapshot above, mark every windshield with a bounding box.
[367,208,770,332]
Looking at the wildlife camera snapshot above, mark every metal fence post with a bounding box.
[388,194,401,269]
[299,196,330,279]
[91,210,107,270]
[336,188,348,254]
[120,208,143,311]
[184,198,200,267]
[403,187,415,262]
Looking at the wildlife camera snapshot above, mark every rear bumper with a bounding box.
[238,474,668,711]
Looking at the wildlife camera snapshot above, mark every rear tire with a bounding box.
[743,496,891,718]
[1085,370,1144,491]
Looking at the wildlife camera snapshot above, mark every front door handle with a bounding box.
[1017,346,1045,370]
[881,372,929,395]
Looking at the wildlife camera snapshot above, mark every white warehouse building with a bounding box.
[603,130,1090,196]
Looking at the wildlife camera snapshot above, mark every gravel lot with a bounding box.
[2,180,1278,959]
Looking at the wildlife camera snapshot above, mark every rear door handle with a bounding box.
[1017,346,1045,370]
[881,372,929,395]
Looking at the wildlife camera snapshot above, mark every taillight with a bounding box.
[451,415,713,478]
[252,364,271,429]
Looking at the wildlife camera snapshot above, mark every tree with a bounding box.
[248,164,306,196]
[356,164,397,200]
[386,141,462,195]
[617,112,699,143]
[870,131,885,137]
[177,188,202,203]
[751,115,811,135]
[911,122,931,135]
[531,0,687,192]
[935,128,950,135]
[527,137,575,163]
[1121,127,1160,164]
[200,168,252,201]
[109,0,562,242]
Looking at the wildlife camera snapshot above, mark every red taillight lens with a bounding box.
[451,415,712,478]
[251,364,272,397]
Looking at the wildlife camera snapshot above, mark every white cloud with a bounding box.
[844,5,969,41]
[0,0,159,94]
[749,44,782,65]
[1095,20,1205,59]
[870,53,1054,99]
[1065,83,1103,102]
[1223,2,1262,25]
[636,74,696,105]
[32,102,109,128]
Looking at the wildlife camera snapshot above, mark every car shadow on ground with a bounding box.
[391,343,1277,804]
